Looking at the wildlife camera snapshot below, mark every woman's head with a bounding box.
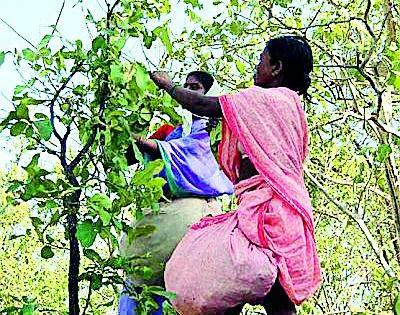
[185,71,214,95]
[254,36,313,95]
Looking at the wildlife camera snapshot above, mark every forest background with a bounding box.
[0,0,399,314]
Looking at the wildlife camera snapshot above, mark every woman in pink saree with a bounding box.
[150,36,321,314]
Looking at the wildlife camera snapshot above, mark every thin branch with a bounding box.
[305,167,395,278]
[51,0,66,36]
[107,0,122,20]
[0,16,35,48]
[49,61,85,144]
[82,279,93,315]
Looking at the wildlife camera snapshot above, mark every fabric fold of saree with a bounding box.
[218,86,321,304]
[164,87,321,313]
[156,119,233,197]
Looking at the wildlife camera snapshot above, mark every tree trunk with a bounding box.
[67,212,80,315]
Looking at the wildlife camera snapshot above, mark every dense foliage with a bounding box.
[0,0,399,314]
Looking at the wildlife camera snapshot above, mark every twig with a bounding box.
[51,0,66,36]
[82,279,93,315]
[49,61,85,144]
[305,167,395,278]
[0,16,35,48]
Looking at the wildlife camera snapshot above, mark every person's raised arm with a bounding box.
[126,133,160,165]
[150,71,223,118]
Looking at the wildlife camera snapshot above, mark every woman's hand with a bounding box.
[150,71,173,91]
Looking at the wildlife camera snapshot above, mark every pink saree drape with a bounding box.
[164,87,321,314]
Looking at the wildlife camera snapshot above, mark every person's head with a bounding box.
[254,35,313,95]
[184,71,214,95]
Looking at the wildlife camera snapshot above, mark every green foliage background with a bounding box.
[0,0,399,314]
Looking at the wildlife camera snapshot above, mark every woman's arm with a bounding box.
[126,134,160,165]
[150,71,223,118]
[132,133,160,157]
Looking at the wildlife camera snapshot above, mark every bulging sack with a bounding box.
[119,197,222,285]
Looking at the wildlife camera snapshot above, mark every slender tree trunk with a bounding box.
[67,212,80,315]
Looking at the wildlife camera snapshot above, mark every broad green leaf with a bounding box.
[49,210,61,226]
[0,51,5,67]
[14,85,26,95]
[140,108,152,122]
[91,274,103,290]
[98,208,112,226]
[395,293,400,315]
[110,63,124,85]
[235,60,245,74]
[10,121,27,136]
[21,303,35,315]
[22,48,37,62]
[41,245,54,259]
[135,64,150,91]
[89,193,112,209]
[132,160,164,185]
[20,97,44,106]
[24,154,49,177]
[147,287,177,301]
[16,104,29,119]
[376,144,392,163]
[92,36,106,52]
[76,220,97,248]
[0,111,16,131]
[153,26,173,55]
[34,119,53,140]
[30,216,44,241]
[83,249,102,264]
[37,34,52,49]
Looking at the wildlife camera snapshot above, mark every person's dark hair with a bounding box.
[187,70,214,93]
[265,35,313,95]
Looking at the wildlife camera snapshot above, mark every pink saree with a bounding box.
[164,87,321,314]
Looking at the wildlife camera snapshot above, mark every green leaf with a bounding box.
[140,108,152,122]
[135,64,150,91]
[37,34,52,49]
[83,249,102,264]
[41,245,54,259]
[21,302,35,315]
[395,293,400,315]
[14,84,26,95]
[34,118,53,140]
[235,60,245,74]
[20,97,44,106]
[49,210,61,226]
[91,274,103,290]
[22,48,37,62]
[16,104,29,119]
[98,208,112,226]
[0,51,5,67]
[0,110,16,131]
[24,154,49,177]
[147,287,177,301]
[92,36,106,52]
[30,216,44,241]
[10,121,27,136]
[153,26,173,55]
[184,0,202,8]
[110,63,124,85]
[132,160,164,185]
[376,144,392,163]
[76,220,97,248]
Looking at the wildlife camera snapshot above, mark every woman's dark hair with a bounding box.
[187,70,214,93]
[265,35,313,95]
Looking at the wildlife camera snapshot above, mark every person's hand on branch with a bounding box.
[150,71,173,91]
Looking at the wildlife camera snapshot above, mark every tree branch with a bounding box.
[305,167,395,278]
